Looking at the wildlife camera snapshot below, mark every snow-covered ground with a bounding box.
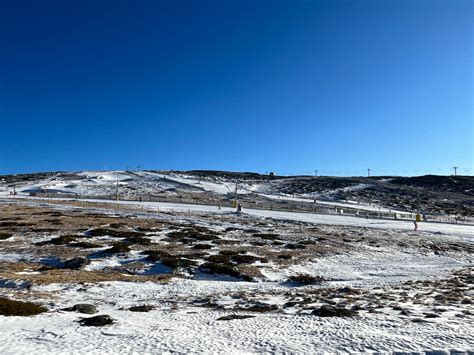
[0,197,473,353]
[9,196,472,239]
[2,278,473,354]
[0,170,417,216]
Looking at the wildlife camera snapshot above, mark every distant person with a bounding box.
[413,221,418,231]
[237,203,242,213]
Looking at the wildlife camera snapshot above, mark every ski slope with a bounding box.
[8,195,473,239]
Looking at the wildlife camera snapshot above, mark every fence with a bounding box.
[13,192,474,226]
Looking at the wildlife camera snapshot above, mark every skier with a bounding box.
[236,203,242,213]
[413,220,418,231]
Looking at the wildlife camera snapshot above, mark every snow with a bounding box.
[1,278,472,354]
[0,192,473,353]
[16,196,472,239]
[260,192,412,214]
[262,250,466,287]
[0,170,418,216]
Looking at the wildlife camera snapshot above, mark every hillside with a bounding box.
[0,170,473,216]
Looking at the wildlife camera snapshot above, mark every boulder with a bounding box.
[78,314,115,327]
[65,304,97,314]
[128,305,155,312]
[312,305,357,317]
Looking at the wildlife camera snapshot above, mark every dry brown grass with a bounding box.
[0,297,47,316]
[0,268,175,285]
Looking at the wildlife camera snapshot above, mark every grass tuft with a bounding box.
[0,297,47,316]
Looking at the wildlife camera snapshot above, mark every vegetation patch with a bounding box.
[0,232,13,240]
[207,254,231,263]
[161,256,197,269]
[200,262,252,281]
[219,250,243,256]
[69,241,102,249]
[286,243,306,250]
[142,250,173,262]
[105,243,131,254]
[249,240,267,246]
[217,314,255,321]
[109,223,126,229]
[31,228,59,233]
[192,243,212,250]
[253,233,280,240]
[0,297,47,316]
[36,235,77,246]
[63,257,90,270]
[231,254,262,264]
[88,228,145,239]
[312,305,358,317]
[124,236,152,245]
[288,274,325,286]
[299,240,316,245]
[167,228,220,242]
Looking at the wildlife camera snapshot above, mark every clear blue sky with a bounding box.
[0,0,472,176]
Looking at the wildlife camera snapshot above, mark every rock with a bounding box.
[312,305,358,317]
[67,304,97,314]
[128,305,155,312]
[78,314,115,326]
[217,314,256,321]
[243,302,279,313]
[411,318,430,323]
[63,257,89,270]
[400,309,412,316]
[63,304,97,314]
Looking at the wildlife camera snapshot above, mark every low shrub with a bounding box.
[161,256,197,269]
[192,244,212,250]
[0,297,47,316]
[88,228,145,239]
[253,233,280,240]
[285,243,306,250]
[36,235,77,246]
[0,232,12,240]
[207,254,231,263]
[69,241,101,249]
[288,274,325,285]
[105,243,131,254]
[201,262,241,278]
[231,254,260,264]
[124,236,152,246]
[142,250,172,262]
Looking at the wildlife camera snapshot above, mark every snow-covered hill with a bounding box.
[0,170,473,216]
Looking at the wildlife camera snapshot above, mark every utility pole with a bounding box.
[367,168,371,177]
[234,179,238,207]
[453,166,458,176]
[115,179,119,201]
